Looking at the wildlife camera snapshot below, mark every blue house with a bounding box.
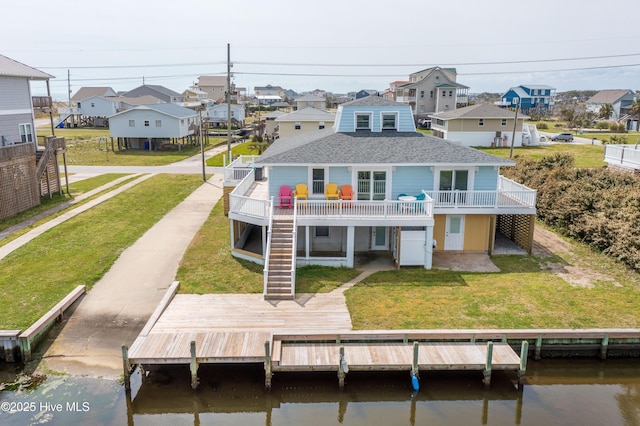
[225,96,536,299]
[499,85,555,111]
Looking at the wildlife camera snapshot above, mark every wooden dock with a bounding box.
[124,283,526,390]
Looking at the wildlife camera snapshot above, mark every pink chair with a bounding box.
[279,186,293,208]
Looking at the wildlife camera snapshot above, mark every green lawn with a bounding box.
[0,174,204,330]
[176,201,360,294]
[38,127,225,166]
[477,144,606,168]
[206,142,261,167]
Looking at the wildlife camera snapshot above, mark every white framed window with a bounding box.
[311,167,327,194]
[442,91,446,97]
[18,123,33,143]
[478,119,484,126]
[91,102,95,107]
[318,121,325,130]
[381,112,397,130]
[144,120,150,127]
[435,76,440,83]
[315,226,330,238]
[449,90,453,97]
[155,120,162,127]
[294,122,301,130]
[420,90,425,98]
[128,120,135,127]
[501,119,507,126]
[430,90,433,98]
[355,113,371,130]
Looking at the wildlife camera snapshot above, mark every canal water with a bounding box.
[1,359,640,425]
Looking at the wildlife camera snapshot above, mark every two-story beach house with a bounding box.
[225,96,536,299]
[497,85,555,112]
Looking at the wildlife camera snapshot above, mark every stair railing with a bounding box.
[263,197,274,296]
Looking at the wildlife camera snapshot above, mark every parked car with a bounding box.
[551,132,574,142]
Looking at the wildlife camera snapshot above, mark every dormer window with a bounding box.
[382,113,397,130]
[356,113,371,130]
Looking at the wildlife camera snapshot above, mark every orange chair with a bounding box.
[278,186,292,208]
[340,184,354,206]
[325,183,340,200]
[293,183,308,200]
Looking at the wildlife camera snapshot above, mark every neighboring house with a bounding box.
[116,95,165,111]
[194,76,228,102]
[75,95,119,119]
[225,96,536,299]
[206,103,246,125]
[255,85,284,104]
[309,89,327,98]
[586,89,635,121]
[262,110,286,138]
[431,104,529,147]
[123,84,184,104]
[382,81,409,101]
[294,94,326,110]
[183,87,209,103]
[395,67,469,117]
[70,86,117,104]
[0,54,53,147]
[355,89,379,99]
[274,107,335,138]
[108,103,198,150]
[498,85,555,112]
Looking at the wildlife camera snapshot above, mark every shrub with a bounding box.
[617,123,628,133]
[536,122,548,130]
[595,121,610,130]
[554,123,563,128]
[609,135,628,144]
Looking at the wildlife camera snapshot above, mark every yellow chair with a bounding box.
[293,183,308,200]
[325,183,340,200]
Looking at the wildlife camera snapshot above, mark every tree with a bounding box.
[598,103,614,121]
[629,98,640,132]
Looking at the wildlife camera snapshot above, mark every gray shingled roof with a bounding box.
[587,89,634,104]
[255,130,514,166]
[0,54,53,79]
[275,107,335,122]
[341,96,401,107]
[109,103,197,119]
[432,103,529,120]
[71,87,115,102]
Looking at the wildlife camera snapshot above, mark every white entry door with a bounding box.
[444,215,465,251]
[371,227,387,250]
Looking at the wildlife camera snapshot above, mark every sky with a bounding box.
[3,0,639,101]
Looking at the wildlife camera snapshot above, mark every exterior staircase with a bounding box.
[265,216,296,300]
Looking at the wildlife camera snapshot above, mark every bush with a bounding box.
[554,123,563,128]
[616,123,628,133]
[595,121,611,130]
[536,122,548,130]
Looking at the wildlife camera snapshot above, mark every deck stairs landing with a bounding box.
[265,216,295,300]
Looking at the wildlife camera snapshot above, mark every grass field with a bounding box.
[206,142,261,166]
[477,144,606,168]
[0,174,204,330]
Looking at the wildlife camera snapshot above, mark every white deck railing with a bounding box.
[604,144,640,170]
[263,197,274,297]
[295,199,433,219]
[224,155,260,182]
[290,199,297,298]
[229,170,271,219]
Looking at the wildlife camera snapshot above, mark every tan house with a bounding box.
[274,107,335,138]
[294,93,326,110]
[261,110,286,138]
[395,67,468,116]
[195,76,228,102]
[431,104,528,147]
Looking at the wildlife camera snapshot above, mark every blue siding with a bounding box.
[392,166,433,198]
[328,166,350,186]
[474,166,499,190]
[336,105,415,132]
[268,166,308,196]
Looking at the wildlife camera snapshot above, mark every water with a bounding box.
[1,359,640,425]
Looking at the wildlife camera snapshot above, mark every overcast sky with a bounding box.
[3,0,639,100]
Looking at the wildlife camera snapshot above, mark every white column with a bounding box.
[346,226,355,268]
[305,226,310,259]
[424,226,434,270]
[262,225,267,257]
[229,219,235,249]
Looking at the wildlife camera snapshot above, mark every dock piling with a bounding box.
[535,334,542,360]
[483,341,493,387]
[411,341,420,379]
[600,334,609,360]
[338,346,348,389]
[190,341,199,390]
[265,340,272,390]
[122,345,131,391]
[518,341,529,388]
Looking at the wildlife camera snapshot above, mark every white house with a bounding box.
[108,104,198,150]
[206,103,245,124]
[0,54,53,147]
[586,90,636,121]
[294,94,326,110]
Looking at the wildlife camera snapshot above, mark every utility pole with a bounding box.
[226,43,232,163]
[509,99,520,159]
